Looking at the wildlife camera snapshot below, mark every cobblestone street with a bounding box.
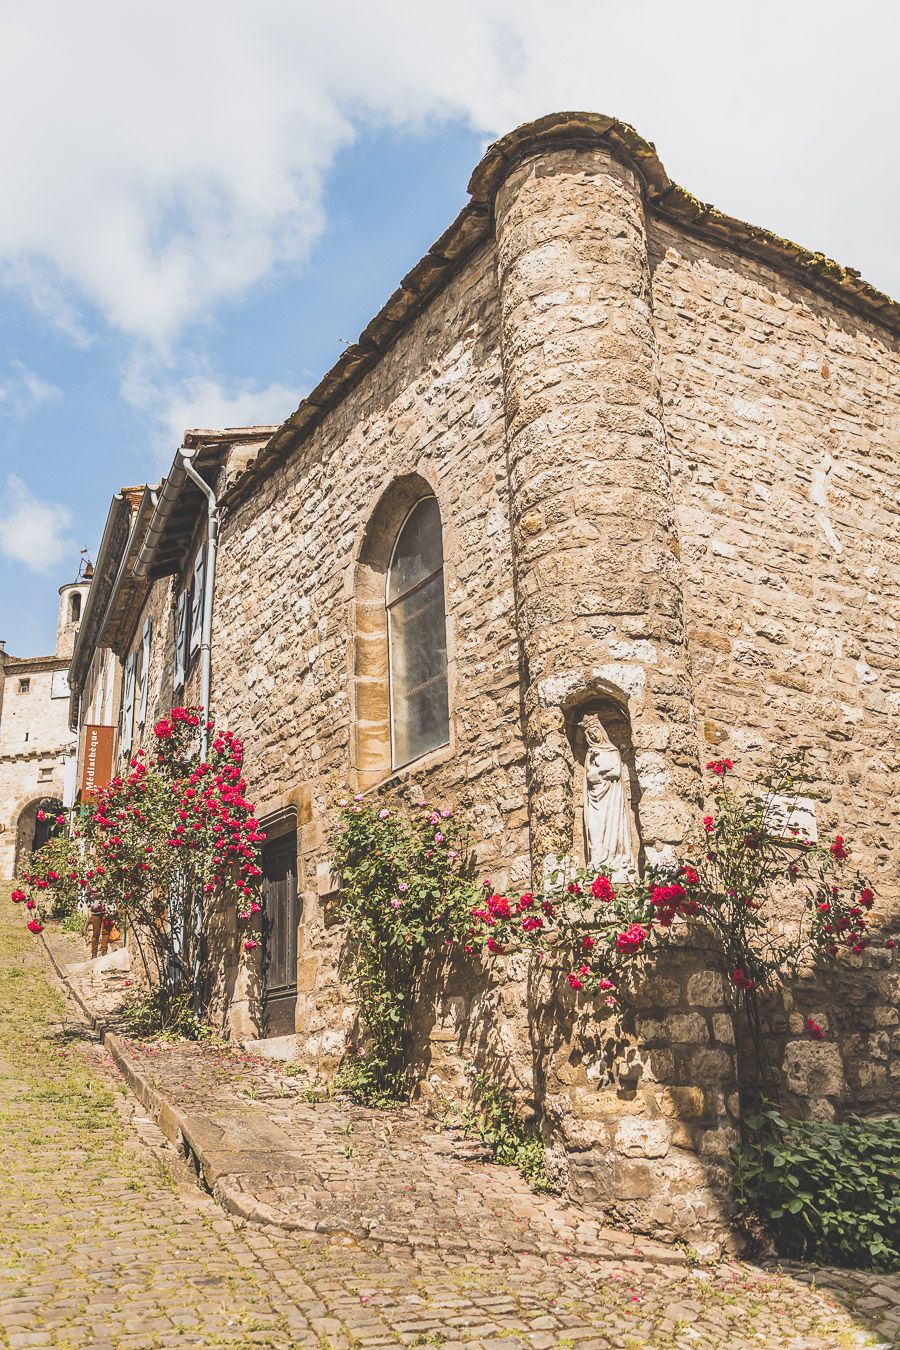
[1,906,898,1349]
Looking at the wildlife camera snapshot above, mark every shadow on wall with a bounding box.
[405,929,740,1252]
[744,950,900,1122]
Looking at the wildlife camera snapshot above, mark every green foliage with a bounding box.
[58,908,89,935]
[465,1073,552,1192]
[332,1055,405,1109]
[329,792,473,1103]
[119,988,218,1042]
[734,1104,900,1270]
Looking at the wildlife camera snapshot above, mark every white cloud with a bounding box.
[0,475,74,574]
[0,1,897,347]
[0,362,61,419]
[122,360,300,466]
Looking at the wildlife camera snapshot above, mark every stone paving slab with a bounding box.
[14,914,899,1349]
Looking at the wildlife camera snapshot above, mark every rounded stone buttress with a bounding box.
[492,141,700,872]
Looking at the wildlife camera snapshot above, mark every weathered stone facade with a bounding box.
[70,114,899,1251]
[0,580,88,878]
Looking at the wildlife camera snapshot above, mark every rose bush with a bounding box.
[10,706,265,1029]
[329,793,472,1102]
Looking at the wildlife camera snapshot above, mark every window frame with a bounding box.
[385,496,450,771]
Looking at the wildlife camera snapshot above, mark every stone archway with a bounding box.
[14,797,63,873]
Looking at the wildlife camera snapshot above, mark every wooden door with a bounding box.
[261,835,299,1037]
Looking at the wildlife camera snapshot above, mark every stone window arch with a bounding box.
[353,477,450,785]
[69,591,82,624]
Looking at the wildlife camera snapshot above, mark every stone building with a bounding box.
[69,113,899,1249]
[0,573,90,877]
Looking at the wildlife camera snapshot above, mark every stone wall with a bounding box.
[0,582,87,876]
[0,661,75,878]
[212,241,525,1032]
[201,219,739,1248]
[649,220,900,1115]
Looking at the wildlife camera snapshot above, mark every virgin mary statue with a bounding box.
[582,713,637,879]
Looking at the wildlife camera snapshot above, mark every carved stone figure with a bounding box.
[582,713,637,879]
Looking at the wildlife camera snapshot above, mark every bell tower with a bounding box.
[56,564,92,660]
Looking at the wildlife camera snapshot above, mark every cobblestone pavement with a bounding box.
[1,910,897,1349]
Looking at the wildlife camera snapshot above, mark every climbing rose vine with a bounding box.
[466,755,889,1019]
[330,755,892,1097]
[10,707,265,1021]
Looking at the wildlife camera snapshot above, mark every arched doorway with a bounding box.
[14,797,63,873]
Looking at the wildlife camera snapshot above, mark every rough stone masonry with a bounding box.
[79,112,900,1252]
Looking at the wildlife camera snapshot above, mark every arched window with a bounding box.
[69,591,81,623]
[387,497,449,767]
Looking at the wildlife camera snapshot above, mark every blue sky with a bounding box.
[1,2,897,656]
[0,122,485,654]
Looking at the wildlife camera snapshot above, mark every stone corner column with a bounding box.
[486,127,738,1250]
[490,133,700,875]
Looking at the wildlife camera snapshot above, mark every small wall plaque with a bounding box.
[765,794,818,844]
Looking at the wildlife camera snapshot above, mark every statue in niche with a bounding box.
[581,712,638,880]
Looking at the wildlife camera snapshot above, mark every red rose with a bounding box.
[616,923,647,954]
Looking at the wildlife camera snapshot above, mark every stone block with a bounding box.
[665,1013,709,1044]
[614,1117,672,1159]
[687,971,725,1007]
[297,956,320,992]
[689,1048,734,1086]
[656,1086,710,1121]
[783,1040,845,1098]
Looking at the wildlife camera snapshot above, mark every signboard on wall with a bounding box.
[79,724,115,798]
